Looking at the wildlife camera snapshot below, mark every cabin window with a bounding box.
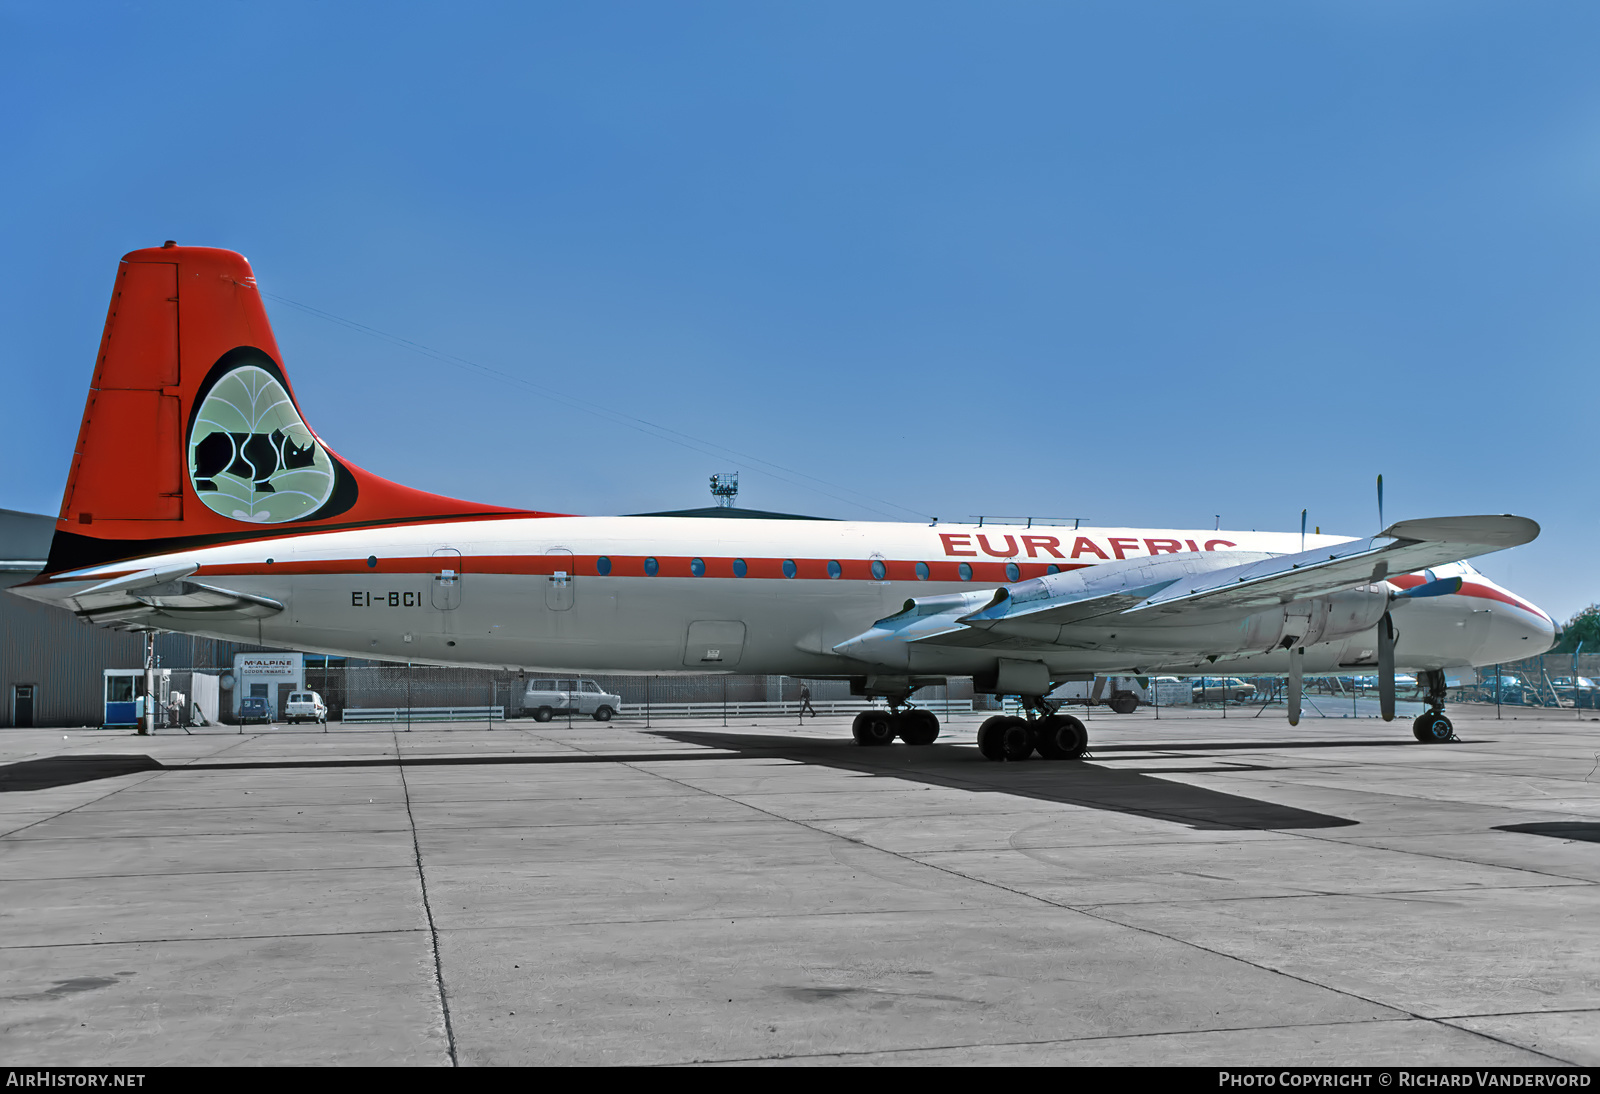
[644,557,659,576]
[870,559,886,580]
[915,562,929,580]
[732,558,748,578]
[690,558,706,577]
[958,563,973,581]
[1006,562,1021,582]
[366,556,377,569]
[827,560,842,579]
[1046,564,1060,575]
[782,559,797,578]
[596,556,612,576]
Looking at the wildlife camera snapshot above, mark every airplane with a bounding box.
[9,244,1558,758]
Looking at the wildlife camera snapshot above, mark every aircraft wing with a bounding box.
[835,514,1539,664]
[1122,515,1538,617]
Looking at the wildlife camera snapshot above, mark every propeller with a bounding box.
[1377,611,1396,722]
[1287,645,1303,727]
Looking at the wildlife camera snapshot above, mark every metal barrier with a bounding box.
[341,705,505,723]
[617,699,975,719]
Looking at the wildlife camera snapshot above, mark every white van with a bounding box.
[284,690,328,724]
[523,679,622,722]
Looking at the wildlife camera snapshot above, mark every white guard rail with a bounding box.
[342,706,505,723]
[614,699,974,719]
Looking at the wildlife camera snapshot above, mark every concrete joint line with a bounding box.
[393,730,460,1067]
[557,731,1584,1068]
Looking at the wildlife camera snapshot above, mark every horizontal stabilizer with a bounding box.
[132,580,284,619]
[78,561,199,598]
[74,576,283,625]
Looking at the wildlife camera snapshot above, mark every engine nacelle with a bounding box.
[1239,586,1389,652]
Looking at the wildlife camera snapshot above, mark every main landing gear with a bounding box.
[1412,669,1457,743]
[851,706,941,747]
[975,698,1089,761]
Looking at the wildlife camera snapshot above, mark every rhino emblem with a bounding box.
[192,428,318,493]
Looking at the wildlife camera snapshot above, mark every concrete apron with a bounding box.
[0,706,1596,1066]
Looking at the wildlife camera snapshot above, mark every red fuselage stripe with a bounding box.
[1388,573,1547,621]
[195,555,1094,583]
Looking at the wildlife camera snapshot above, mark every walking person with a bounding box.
[799,683,817,719]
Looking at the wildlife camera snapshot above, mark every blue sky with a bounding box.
[3,2,1597,622]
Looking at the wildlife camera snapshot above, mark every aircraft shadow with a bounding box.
[1493,822,1600,844]
[651,729,1358,831]
[2,736,1361,831]
[0,755,166,792]
[0,750,738,792]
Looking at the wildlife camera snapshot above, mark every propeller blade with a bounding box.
[1378,611,1396,722]
[1394,576,1464,599]
[1377,474,1384,532]
[1288,645,1303,727]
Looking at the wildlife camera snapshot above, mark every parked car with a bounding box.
[284,690,328,725]
[1475,675,1523,704]
[523,679,623,722]
[238,695,271,724]
[1349,674,1418,691]
[1047,676,1147,714]
[1191,676,1257,702]
[1551,677,1598,708]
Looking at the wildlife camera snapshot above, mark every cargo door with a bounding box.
[431,548,462,610]
[683,620,746,668]
[546,548,574,611]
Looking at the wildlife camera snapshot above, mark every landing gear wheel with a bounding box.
[1108,695,1138,715]
[592,705,614,722]
[852,710,895,746]
[534,706,554,723]
[1413,713,1454,743]
[1034,714,1089,759]
[898,709,940,745]
[996,716,1034,761]
[976,716,1009,761]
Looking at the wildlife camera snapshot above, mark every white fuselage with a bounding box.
[17,516,1555,678]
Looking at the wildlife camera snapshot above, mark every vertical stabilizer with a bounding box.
[47,244,539,573]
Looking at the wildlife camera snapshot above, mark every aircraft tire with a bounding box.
[976,716,1009,761]
[1413,713,1453,743]
[1108,695,1138,715]
[852,710,895,746]
[1035,715,1088,759]
[534,706,554,723]
[997,716,1035,761]
[898,709,940,745]
[592,706,614,722]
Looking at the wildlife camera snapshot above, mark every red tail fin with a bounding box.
[48,244,538,572]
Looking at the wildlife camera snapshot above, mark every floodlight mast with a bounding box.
[710,472,739,508]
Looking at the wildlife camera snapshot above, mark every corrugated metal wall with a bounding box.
[1,574,268,727]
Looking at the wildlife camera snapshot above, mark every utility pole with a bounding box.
[140,631,155,736]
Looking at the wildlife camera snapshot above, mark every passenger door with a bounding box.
[431,548,463,610]
[546,548,575,611]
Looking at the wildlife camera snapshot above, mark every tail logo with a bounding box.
[187,352,340,523]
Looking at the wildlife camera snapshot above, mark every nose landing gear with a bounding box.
[1411,669,1457,743]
